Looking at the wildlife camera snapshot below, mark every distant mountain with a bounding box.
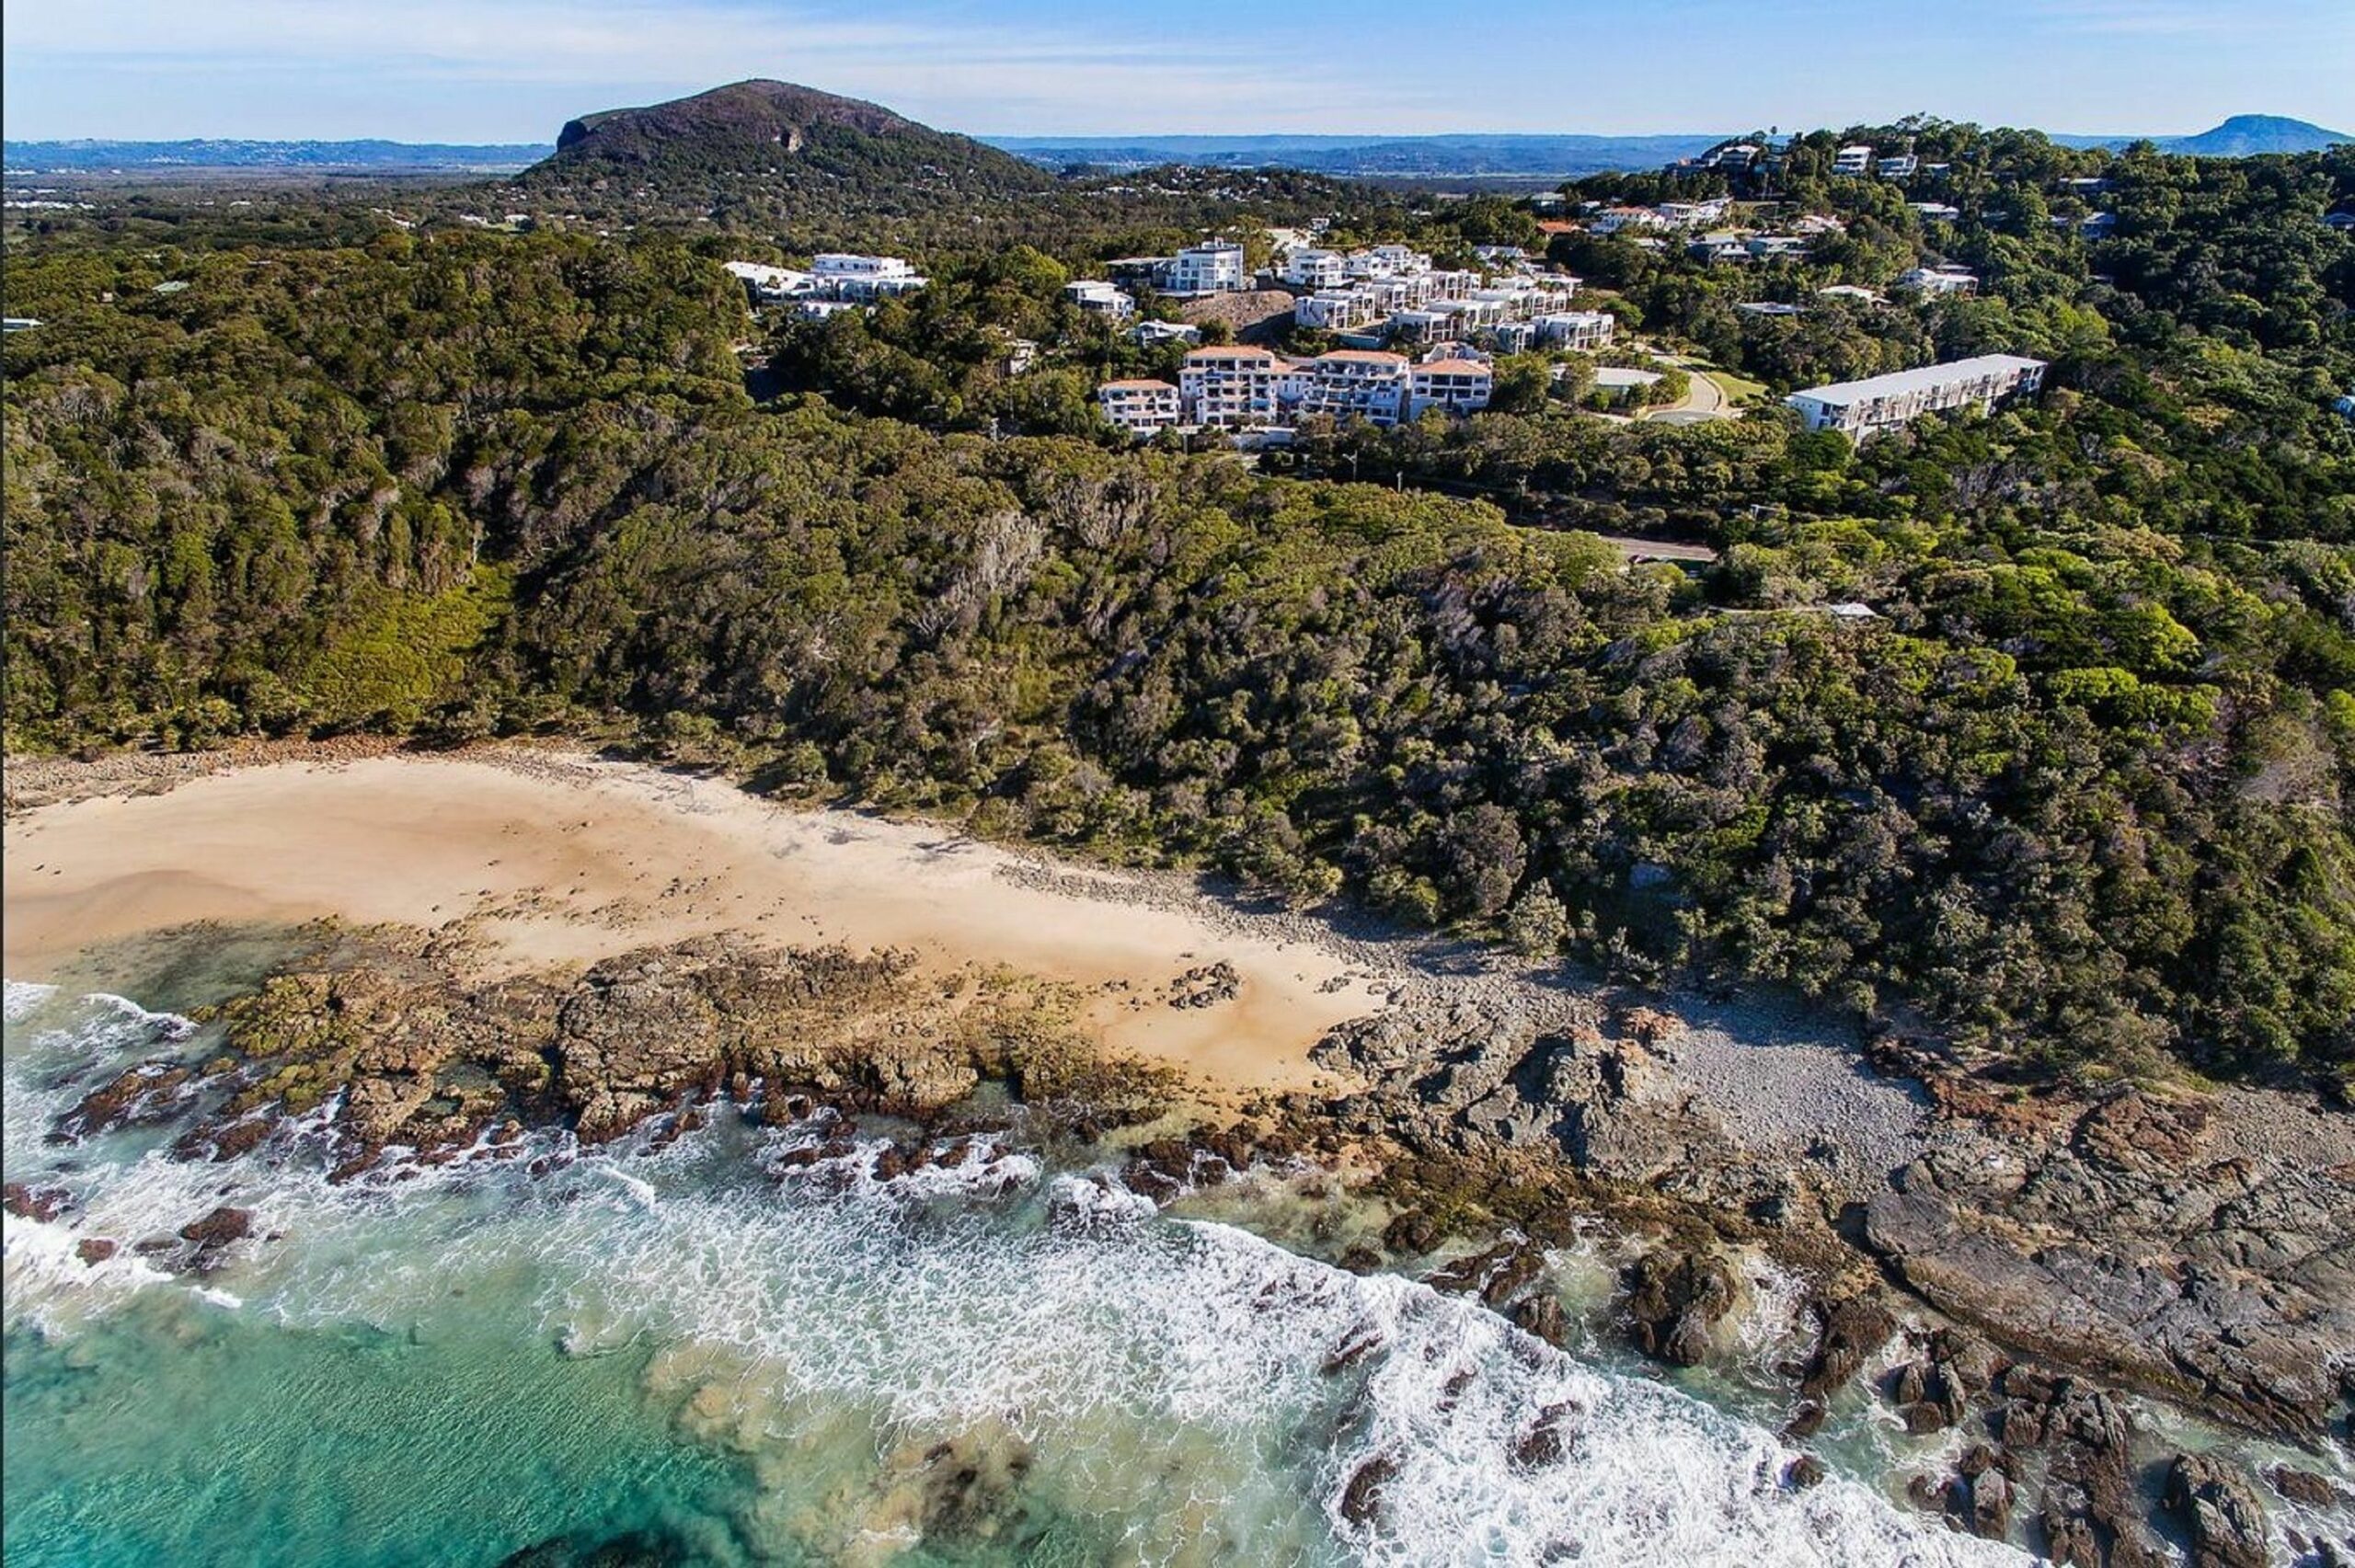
[3,138,544,173]
[2159,114,2349,155]
[2055,115,2349,156]
[526,79,1051,195]
[987,132,1721,179]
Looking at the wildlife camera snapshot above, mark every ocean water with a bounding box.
[3,976,2044,1568]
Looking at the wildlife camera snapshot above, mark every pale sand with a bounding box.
[3,753,1386,1093]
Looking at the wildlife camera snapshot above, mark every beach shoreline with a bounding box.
[4,743,1389,1095]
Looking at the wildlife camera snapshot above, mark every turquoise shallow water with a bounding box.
[3,977,2051,1567]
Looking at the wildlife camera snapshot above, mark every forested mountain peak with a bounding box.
[531,78,1053,197]
[2160,114,2349,156]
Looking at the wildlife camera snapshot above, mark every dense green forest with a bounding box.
[6,129,2352,1090]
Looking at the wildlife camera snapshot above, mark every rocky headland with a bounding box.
[8,745,2351,1565]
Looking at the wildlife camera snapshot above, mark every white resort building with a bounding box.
[1408,358,1495,418]
[1785,354,2049,440]
[1178,346,1285,428]
[1097,379,1184,437]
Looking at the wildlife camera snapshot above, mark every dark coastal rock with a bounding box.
[1968,1466,2014,1540]
[2165,1454,2271,1568]
[1512,1293,1568,1348]
[1782,1400,1827,1440]
[1623,1246,1739,1367]
[497,1528,692,1567]
[1166,961,1240,1010]
[2023,1381,2165,1568]
[56,1060,195,1139]
[1861,1092,2355,1440]
[3,1182,72,1222]
[1785,1454,1828,1489]
[75,1237,119,1265]
[178,1206,253,1247]
[2269,1466,2341,1508]
[1511,1401,1580,1469]
[1339,1451,1399,1526]
[1800,1294,1896,1398]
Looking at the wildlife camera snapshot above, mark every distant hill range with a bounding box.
[986,132,1723,179]
[2055,115,2350,155]
[9,110,2343,183]
[3,138,544,173]
[520,79,1052,197]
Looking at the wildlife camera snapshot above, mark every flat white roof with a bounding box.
[1789,354,2047,407]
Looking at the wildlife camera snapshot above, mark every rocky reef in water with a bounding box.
[21,921,2354,1566]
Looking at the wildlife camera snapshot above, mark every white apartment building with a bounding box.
[1898,265,1980,296]
[1832,144,1876,176]
[1179,345,1284,428]
[810,254,927,298]
[1161,241,1247,295]
[1591,207,1670,235]
[1295,291,1380,331]
[724,261,817,302]
[1283,248,1351,289]
[1352,243,1431,278]
[1786,354,2048,440]
[1299,349,1411,426]
[1408,358,1495,418]
[1532,311,1616,351]
[1098,379,1183,437]
[1064,279,1135,317]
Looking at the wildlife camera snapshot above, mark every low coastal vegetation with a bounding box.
[6,120,2351,1096]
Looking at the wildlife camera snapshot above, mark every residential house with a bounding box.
[1097,379,1182,437]
[1912,202,1962,223]
[1131,319,1201,347]
[1737,302,1806,317]
[1817,284,1885,304]
[1878,154,1920,180]
[1746,235,1811,259]
[1898,265,1980,296]
[1785,354,2048,439]
[1832,144,1876,176]
[1064,279,1135,317]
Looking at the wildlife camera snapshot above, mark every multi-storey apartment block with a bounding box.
[1097,379,1183,437]
[1786,354,2048,439]
[1408,358,1495,418]
[1178,345,1284,428]
[1298,349,1411,426]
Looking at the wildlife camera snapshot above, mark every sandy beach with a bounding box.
[3,750,1384,1093]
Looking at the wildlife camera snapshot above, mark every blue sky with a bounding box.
[6,0,2351,143]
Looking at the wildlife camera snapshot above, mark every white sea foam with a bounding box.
[4,983,2034,1566]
